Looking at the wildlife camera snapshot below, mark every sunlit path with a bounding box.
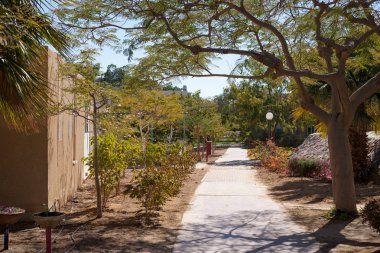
[173,147,322,253]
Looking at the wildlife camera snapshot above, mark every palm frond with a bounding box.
[0,0,71,131]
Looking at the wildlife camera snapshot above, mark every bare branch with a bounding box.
[254,30,264,52]
[314,2,342,52]
[164,72,271,80]
[57,107,93,122]
[59,18,155,32]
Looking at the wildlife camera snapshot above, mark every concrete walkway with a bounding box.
[173,147,322,253]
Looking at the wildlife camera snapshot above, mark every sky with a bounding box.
[45,3,238,98]
[95,46,240,98]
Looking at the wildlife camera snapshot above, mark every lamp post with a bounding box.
[182,112,187,145]
[266,112,274,139]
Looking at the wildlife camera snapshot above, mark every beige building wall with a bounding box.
[0,121,48,213]
[0,48,85,215]
[46,49,85,210]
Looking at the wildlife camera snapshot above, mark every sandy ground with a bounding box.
[255,167,380,252]
[1,148,226,253]
[3,147,379,252]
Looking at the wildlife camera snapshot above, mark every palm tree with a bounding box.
[346,66,380,182]
[0,0,70,130]
[295,70,380,182]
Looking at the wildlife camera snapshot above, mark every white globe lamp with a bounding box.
[266,112,274,120]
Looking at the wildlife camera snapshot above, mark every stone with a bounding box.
[290,133,329,161]
[290,132,380,172]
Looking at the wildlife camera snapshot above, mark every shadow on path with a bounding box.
[175,210,324,253]
[215,159,260,167]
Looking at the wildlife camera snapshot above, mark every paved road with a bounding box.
[173,147,323,253]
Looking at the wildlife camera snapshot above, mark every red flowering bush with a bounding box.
[248,140,292,173]
[311,160,332,181]
[249,140,332,181]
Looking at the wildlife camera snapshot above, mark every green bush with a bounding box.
[276,131,304,148]
[121,139,143,169]
[361,200,380,234]
[145,142,167,166]
[287,158,319,177]
[85,133,127,206]
[163,143,196,170]
[125,167,173,216]
[125,143,197,216]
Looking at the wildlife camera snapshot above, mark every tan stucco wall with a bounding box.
[46,50,85,210]
[0,48,85,215]
[0,121,48,213]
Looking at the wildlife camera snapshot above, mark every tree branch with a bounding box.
[59,18,155,32]
[227,1,330,123]
[57,107,93,122]
[164,72,270,80]
[350,71,380,109]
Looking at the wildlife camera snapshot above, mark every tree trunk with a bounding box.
[168,124,173,143]
[139,122,147,167]
[201,136,205,159]
[212,135,215,155]
[328,120,357,214]
[196,128,201,161]
[92,110,102,218]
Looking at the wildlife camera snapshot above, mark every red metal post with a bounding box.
[46,227,52,253]
[206,141,212,162]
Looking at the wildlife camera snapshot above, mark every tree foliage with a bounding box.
[216,78,301,143]
[85,132,126,206]
[99,64,127,86]
[56,0,380,213]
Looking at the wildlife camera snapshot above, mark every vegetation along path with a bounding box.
[173,147,321,252]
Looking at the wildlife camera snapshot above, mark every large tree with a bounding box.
[59,0,380,213]
[59,50,115,218]
[0,0,70,129]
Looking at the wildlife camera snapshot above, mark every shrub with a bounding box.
[145,142,167,167]
[125,167,173,216]
[248,140,292,173]
[85,133,127,206]
[311,160,332,181]
[163,142,197,173]
[287,159,319,177]
[121,139,143,169]
[275,130,304,148]
[125,143,197,216]
[361,200,380,234]
[286,158,332,180]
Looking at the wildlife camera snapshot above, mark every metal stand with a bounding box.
[3,225,9,250]
[46,227,52,253]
